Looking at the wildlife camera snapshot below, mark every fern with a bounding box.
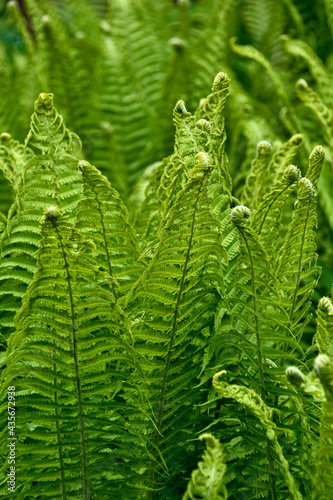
[0,93,82,348]
[312,356,333,498]
[241,140,272,211]
[126,151,224,498]
[251,163,301,256]
[183,433,228,500]
[1,5,333,496]
[76,160,143,298]
[315,296,333,358]
[276,176,321,351]
[213,371,302,500]
[0,206,142,499]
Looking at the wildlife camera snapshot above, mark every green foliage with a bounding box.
[0,206,143,499]
[0,92,82,348]
[183,433,228,500]
[0,1,333,499]
[313,354,333,499]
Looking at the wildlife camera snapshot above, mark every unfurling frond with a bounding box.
[241,140,272,210]
[24,92,81,155]
[251,164,301,257]
[277,176,321,347]
[306,146,325,188]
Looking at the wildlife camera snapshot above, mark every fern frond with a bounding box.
[213,371,302,500]
[276,176,321,350]
[24,92,81,156]
[230,37,301,133]
[251,164,301,256]
[211,200,316,497]
[306,145,326,188]
[127,152,224,497]
[0,132,31,196]
[76,160,144,298]
[270,134,304,184]
[312,354,333,499]
[242,0,284,55]
[243,134,303,212]
[133,159,167,247]
[241,140,272,211]
[100,0,168,186]
[186,0,236,111]
[280,35,332,106]
[213,205,295,498]
[0,206,144,499]
[0,93,83,347]
[229,205,297,371]
[196,72,232,193]
[296,79,333,144]
[183,433,228,500]
[315,296,333,358]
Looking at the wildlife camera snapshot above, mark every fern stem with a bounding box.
[46,115,59,207]
[52,220,89,500]
[147,178,203,499]
[288,193,313,336]
[91,183,117,298]
[258,186,290,235]
[241,230,278,500]
[53,346,67,500]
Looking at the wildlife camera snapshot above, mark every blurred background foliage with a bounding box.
[0,0,332,344]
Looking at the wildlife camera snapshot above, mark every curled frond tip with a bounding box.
[174,99,187,116]
[35,93,54,113]
[44,205,61,220]
[231,205,251,227]
[213,72,230,92]
[283,165,301,184]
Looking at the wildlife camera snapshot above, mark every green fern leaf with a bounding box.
[251,164,301,257]
[241,140,272,211]
[0,93,83,348]
[276,176,321,351]
[312,354,333,499]
[213,371,302,500]
[183,433,228,500]
[127,152,224,497]
[76,160,144,298]
[296,80,332,145]
[315,296,333,358]
[0,206,142,499]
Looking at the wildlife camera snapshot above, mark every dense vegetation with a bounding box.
[0,1,333,498]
